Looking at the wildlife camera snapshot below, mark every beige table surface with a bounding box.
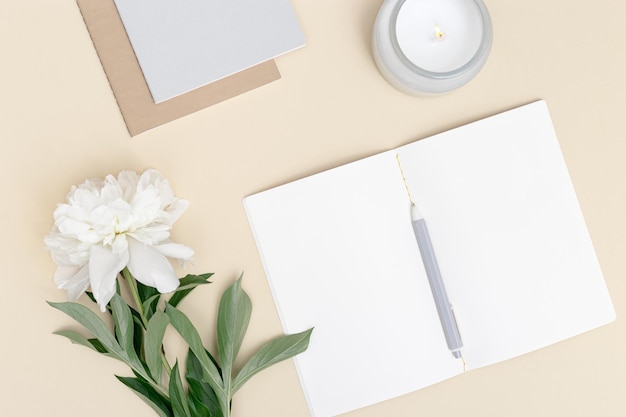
[1,1,625,416]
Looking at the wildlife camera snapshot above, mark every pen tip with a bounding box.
[411,203,422,220]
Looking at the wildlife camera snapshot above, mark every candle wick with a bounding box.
[433,24,446,41]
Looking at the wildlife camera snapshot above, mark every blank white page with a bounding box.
[396,101,615,369]
[245,152,462,417]
[113,0,305,103]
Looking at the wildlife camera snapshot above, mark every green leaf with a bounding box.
[54,330,99,352]
[129,307,144,327]
[110,294,145,372]
[110,294,134,352]
[132,314,146,361]
[88,338,110,354]
[85,291,98,305]
[145,311,170,383]
[48,301,123,358]
[126,306,149,364]
[49,300,163,395]
[137,279,159,295]
[217,275,251,390]
[169,273,213,308]
[169,362,192,417]
[142,294,162,320]
[137,280,160,320]
[232,328,313,394]
[85,279,121,312]
[187,398,211,417]
[178,273,214,290]
[137,280,159,303]
[56,335,113,358]
[165,303,224,395]
[116,376,173,417]
[186,349,222,417]
[54,330,113,358]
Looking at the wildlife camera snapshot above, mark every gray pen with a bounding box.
[411,203,464,359]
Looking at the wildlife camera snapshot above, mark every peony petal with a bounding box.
[70,188,102,211]
[54,264,90,301]
[127,238,180,293]
[128,226,171,245]
[100,178,124,205]
[155,243,194,260]
[116,170,140,202]
[46,226,94,264]
[164,198,189,225]
[57,218,91,235]
[89,245,129,311]
[132,185,160,209]
[111,233,129,254]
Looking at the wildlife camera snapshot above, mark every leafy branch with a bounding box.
[49,270,312,417]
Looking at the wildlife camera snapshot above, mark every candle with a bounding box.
[373,0,492,96]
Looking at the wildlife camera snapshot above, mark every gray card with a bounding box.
[113,0,305,103]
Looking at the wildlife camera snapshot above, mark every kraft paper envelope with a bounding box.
[76,0,281,136]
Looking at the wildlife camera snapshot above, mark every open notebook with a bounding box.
[244,101,615,417]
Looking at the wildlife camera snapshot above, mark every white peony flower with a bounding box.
[45,169,194,311]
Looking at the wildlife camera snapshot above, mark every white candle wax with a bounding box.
[395,0,484,73]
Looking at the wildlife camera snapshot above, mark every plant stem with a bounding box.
[122,268,172,377]
[220,395,231,417]
[122,268,149,328]
[161,349,172,375]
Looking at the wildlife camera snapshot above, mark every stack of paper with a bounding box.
[76,0,305,135]
[112,0,305,103]
[244,101,615,417]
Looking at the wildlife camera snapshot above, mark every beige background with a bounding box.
[1,0,625,416]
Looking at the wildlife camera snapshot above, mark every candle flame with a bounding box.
[433,24,446,41]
